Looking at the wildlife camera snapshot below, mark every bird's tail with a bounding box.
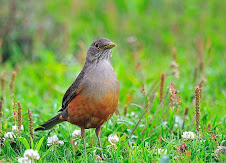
[35,113,63,131]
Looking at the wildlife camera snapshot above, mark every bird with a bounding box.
[35,38,119,159]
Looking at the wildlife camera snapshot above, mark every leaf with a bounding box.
[18,137,30,149]
[42,145,55,157]
[35,136,45,152]
[30,136,34,149]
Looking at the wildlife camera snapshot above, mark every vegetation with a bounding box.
[0,0,225,162]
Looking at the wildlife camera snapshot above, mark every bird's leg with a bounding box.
[81,127,87,156]
[95,126,105,160]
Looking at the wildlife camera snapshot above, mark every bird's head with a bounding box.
[86,38,116,63]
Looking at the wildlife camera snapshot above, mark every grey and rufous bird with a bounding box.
[35,38,119,159]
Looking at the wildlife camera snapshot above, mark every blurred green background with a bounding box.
[0,0,225,161]
[1,0,225,110]
[1,0,224,62]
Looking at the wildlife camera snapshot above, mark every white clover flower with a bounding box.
[157,148,167,155]
[72,129,81,137]
[47,135,59,146]
[47,135,64,146]
[162,121,167,127]
[108,134,119,145]
[12,125,24,132]
[74,141,78,146]
[182,131,195,140]
[130,112,135,117]
[174,116,183,128]
[24,149,40,160]
[4,132,15,142]
[18,149,40,162]
[18,157,30,163]
[58,140,64,145]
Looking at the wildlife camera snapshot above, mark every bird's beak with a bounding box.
[104,42,116,49]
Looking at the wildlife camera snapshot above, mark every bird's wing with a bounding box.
[58,70,85,112]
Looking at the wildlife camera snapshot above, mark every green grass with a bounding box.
[0,0,226,162]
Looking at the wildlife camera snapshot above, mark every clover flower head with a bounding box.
[24,149,40,160]
[4,132,15,142]
[47,135,64,146]
[18,149,40,163]
[72,129,81,137]
[162,121,167,127]
[130,112,135,117]
[58,140,64,145]
[18,157,30,163]
[175,116,183,128]
[47,135,59,146]
[12,125,24,132]
[182,131,195,140]
[108,134,119,145]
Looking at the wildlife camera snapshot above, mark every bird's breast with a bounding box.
[82,61,119,99]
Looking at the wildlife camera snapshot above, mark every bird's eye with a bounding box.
[95,43,99,48]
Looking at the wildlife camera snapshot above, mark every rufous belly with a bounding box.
[67,91,118,129]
